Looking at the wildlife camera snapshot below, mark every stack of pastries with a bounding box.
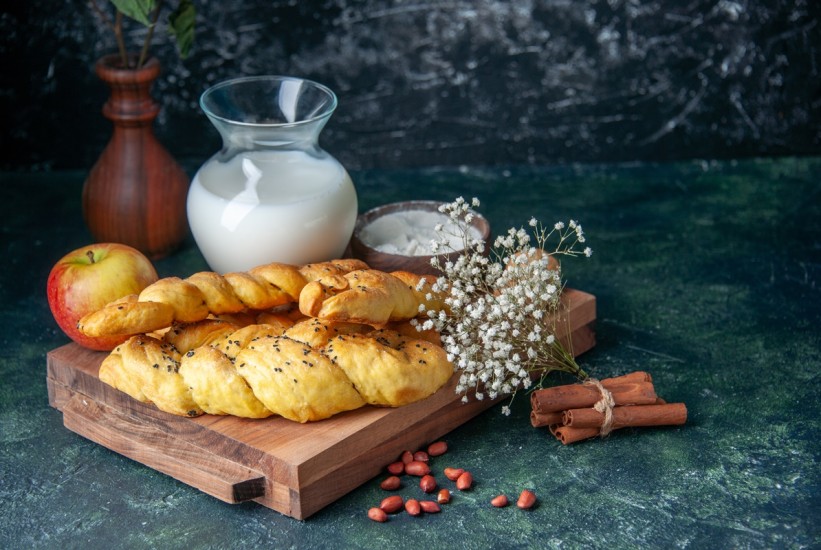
[78,260,454,423]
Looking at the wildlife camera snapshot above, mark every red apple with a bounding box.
[47,243,159,351]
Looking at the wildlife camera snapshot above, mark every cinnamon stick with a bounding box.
[530,410,563,428]
[561,403,687,430]
[601,371,652,385]
[530,380,658,414]
[550,425,601,445]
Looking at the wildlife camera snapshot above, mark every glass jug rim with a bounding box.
[199,75,338,128]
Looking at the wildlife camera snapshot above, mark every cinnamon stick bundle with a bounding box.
[530,371,657,414]
[531,371,687,444]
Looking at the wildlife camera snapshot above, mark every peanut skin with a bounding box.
[368,507,388,522]
[405,498,422,516]
[517,489,537,509]
[427,441,448,456]
[456,471,473,491]
[405,461,431,476]
[413,450,429,463]
[380,495,404,514]
[419,474,437,493]
[491,494,509,508]
[419,500,441,513]
[443,467,464,481]
[380,476,401,491]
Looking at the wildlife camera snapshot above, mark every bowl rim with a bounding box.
[351,200,491,262]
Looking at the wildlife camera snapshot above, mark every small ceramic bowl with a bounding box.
[349,200,491,276]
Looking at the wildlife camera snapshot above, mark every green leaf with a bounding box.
[168,0,196,58]
[110,0,156,27]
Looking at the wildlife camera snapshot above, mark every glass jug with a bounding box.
[188,76,358,273]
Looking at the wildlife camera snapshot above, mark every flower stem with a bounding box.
[112,11,129,68]
[137,0,164,68]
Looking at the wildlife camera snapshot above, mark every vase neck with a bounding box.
[200,76,338,154]
[96,54,161,125]
[209,116,329,153]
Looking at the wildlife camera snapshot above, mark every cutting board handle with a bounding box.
[61,394,266,504]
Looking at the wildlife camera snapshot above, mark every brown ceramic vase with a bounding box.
[82,54,189,259]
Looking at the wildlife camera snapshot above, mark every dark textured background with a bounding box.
[2,0,820,171]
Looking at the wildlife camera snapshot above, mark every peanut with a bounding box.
[517,489,537,510]
[400,450,414,464]
[386,461,404,475]
[404,460,431,476]
[456,471,473,491]
[443,467,464,481]
[491,494,509,508]
[419,474,437,493]
[368,507,388,522]
[405,498,422,516]
[427,441,448,456]
[437,488,451,504]
[380,476,401,491]
[413,450,429,463]
[379,495,404,514]
[419,500,441,513]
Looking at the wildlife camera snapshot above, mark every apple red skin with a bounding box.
[47,243,159,351]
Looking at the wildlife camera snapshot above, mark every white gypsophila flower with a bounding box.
[421,197,592,416]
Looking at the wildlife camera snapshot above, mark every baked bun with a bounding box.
[79,259,368,338]
[298,269,445,326]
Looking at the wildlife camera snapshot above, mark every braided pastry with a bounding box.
[98,319,243,416]
[79,259,368,339]
[99,317,453,423]
[298,269,446,326]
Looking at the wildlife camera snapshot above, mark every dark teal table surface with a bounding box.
[1,158,819,549]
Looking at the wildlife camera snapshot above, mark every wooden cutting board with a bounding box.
[46,289,596,520]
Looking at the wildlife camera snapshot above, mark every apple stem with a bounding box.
[86,250,96,264]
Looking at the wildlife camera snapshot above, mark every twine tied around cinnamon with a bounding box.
[583,378,615,436]
[530,371,688,444]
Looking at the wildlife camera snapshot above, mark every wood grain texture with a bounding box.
[47,288,595,519]
[81,54,189,259]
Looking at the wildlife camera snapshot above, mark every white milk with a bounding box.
[187,149,357,273]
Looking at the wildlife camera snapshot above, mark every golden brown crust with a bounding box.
[99,316,454,422]
[80,295,176,338]
[328,329,453,407]
[236,335,367,422]
[78,259,369,338]
[99,334,203,417]
[298,269,445,326]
